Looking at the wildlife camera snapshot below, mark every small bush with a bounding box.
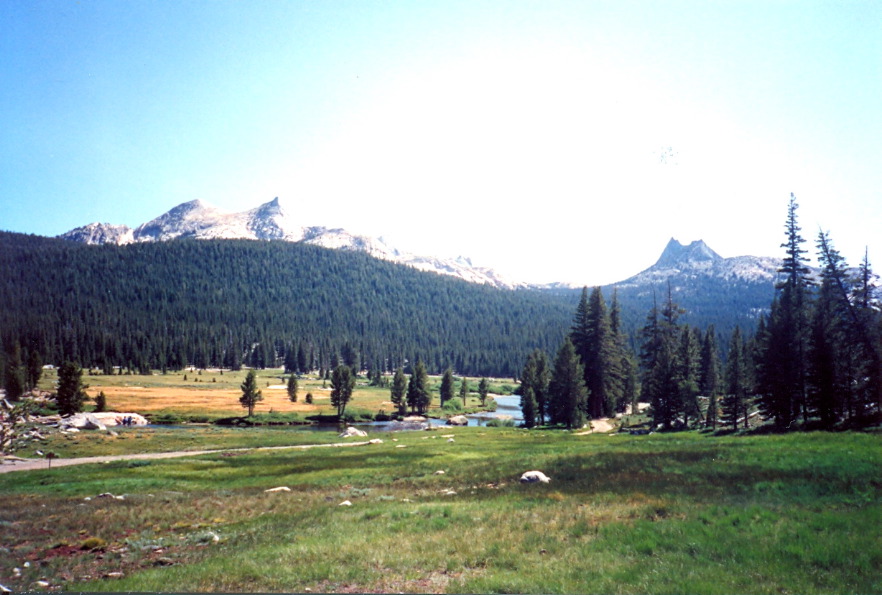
[305,393,313,404]
[442,398,463,412]
[486,418,515,428]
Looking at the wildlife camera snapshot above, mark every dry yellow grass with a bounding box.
[87,385,326,415]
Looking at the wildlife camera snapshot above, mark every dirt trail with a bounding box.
[0,440,373,474]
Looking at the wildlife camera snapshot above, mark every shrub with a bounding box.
[442,398,463,413]
[486,418,515,427]
[80,537,107,551]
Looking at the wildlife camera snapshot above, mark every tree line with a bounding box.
[520,195,881,431]
[0,232,572,391]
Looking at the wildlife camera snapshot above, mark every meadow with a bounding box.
[1,421,880,593]
[36,367,512,423]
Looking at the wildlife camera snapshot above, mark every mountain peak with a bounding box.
[653,238,722,269]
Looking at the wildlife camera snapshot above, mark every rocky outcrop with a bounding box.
[446,415,469,426]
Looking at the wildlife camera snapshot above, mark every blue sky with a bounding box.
[2,1,880,285]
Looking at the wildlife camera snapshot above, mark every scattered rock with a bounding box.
[264,486,291,493]
[34,581,50,588]
[447,415,469,426]
[104,572,125,579]
[153,557,174,567]
[339,427,368,438]
[402,416,427,422]
[96,492,125,500]
[12,568,21,578]
[339,500,352,507]
[0,582,10,593]
[368,438,383,444]
[433,470,445,475]
[447,438,455,443]
[395,444,407,448]
[520,470,551,484]
[442,489,457,496]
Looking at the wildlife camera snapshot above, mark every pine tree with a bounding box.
[519,349,550,426]
[519,353,540,428]
[722,327,749,431]
[439,367,455,405]
[239,369,263,417]
[458,375,469,404]
[608,288,632,413]
[330,364,355,418]
[25,349,42,390]
[391,368,408,416]
[56,361,88,416]
[640,286,684,430]
[3,347,25,402]
[677,326,701,427]
[571,287,617,418]
[406,360,431,415]
[477,377,490,407]
[758,194,813,429]
[700,325,721,428]
[287,374,298,403]
[548,338,588,429]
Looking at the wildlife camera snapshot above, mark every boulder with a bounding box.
[447,415,469,426]
[264,486,291,493]
[93,412,148,427]
[339,426,368,438]
[61,413,107,431]
[519,470,551,484]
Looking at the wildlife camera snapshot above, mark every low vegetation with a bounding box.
[1,428,879,593]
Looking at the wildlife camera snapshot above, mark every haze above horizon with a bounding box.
[2,1,880,286]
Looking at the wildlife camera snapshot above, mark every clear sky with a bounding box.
[2,0,880,286]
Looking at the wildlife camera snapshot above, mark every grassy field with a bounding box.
[36,368,512,422]
[1,425,880,593]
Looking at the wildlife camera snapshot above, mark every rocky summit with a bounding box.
[59,197,523,288]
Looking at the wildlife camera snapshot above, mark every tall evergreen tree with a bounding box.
[699,325,721,429]
[390,368,408,416]
[531,349,551,424]
[640,286,684,429]
[56,361,87,416]
[458,375,469,404]
[519,353,540,428]
[25,349,42,390]
[548,338,588,429]
[287,374,298,403]
[477,377,490,407]
[758,194,813,428]
[439,367,455,405]
[239,369,263,417]
[722,327,749,431]
[677,326,701,427]
[571,287,617,418]
[406,360,431,414]
[330,364,356,418]
[3,346,25,402]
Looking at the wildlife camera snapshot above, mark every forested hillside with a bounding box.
[0,232,574,377]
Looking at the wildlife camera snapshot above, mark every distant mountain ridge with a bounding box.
[59,197,523,288]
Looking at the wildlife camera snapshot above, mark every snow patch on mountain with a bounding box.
[617,237,782,290]
[59,198,524,288]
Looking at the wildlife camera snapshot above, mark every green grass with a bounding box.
[1,429,879,593]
